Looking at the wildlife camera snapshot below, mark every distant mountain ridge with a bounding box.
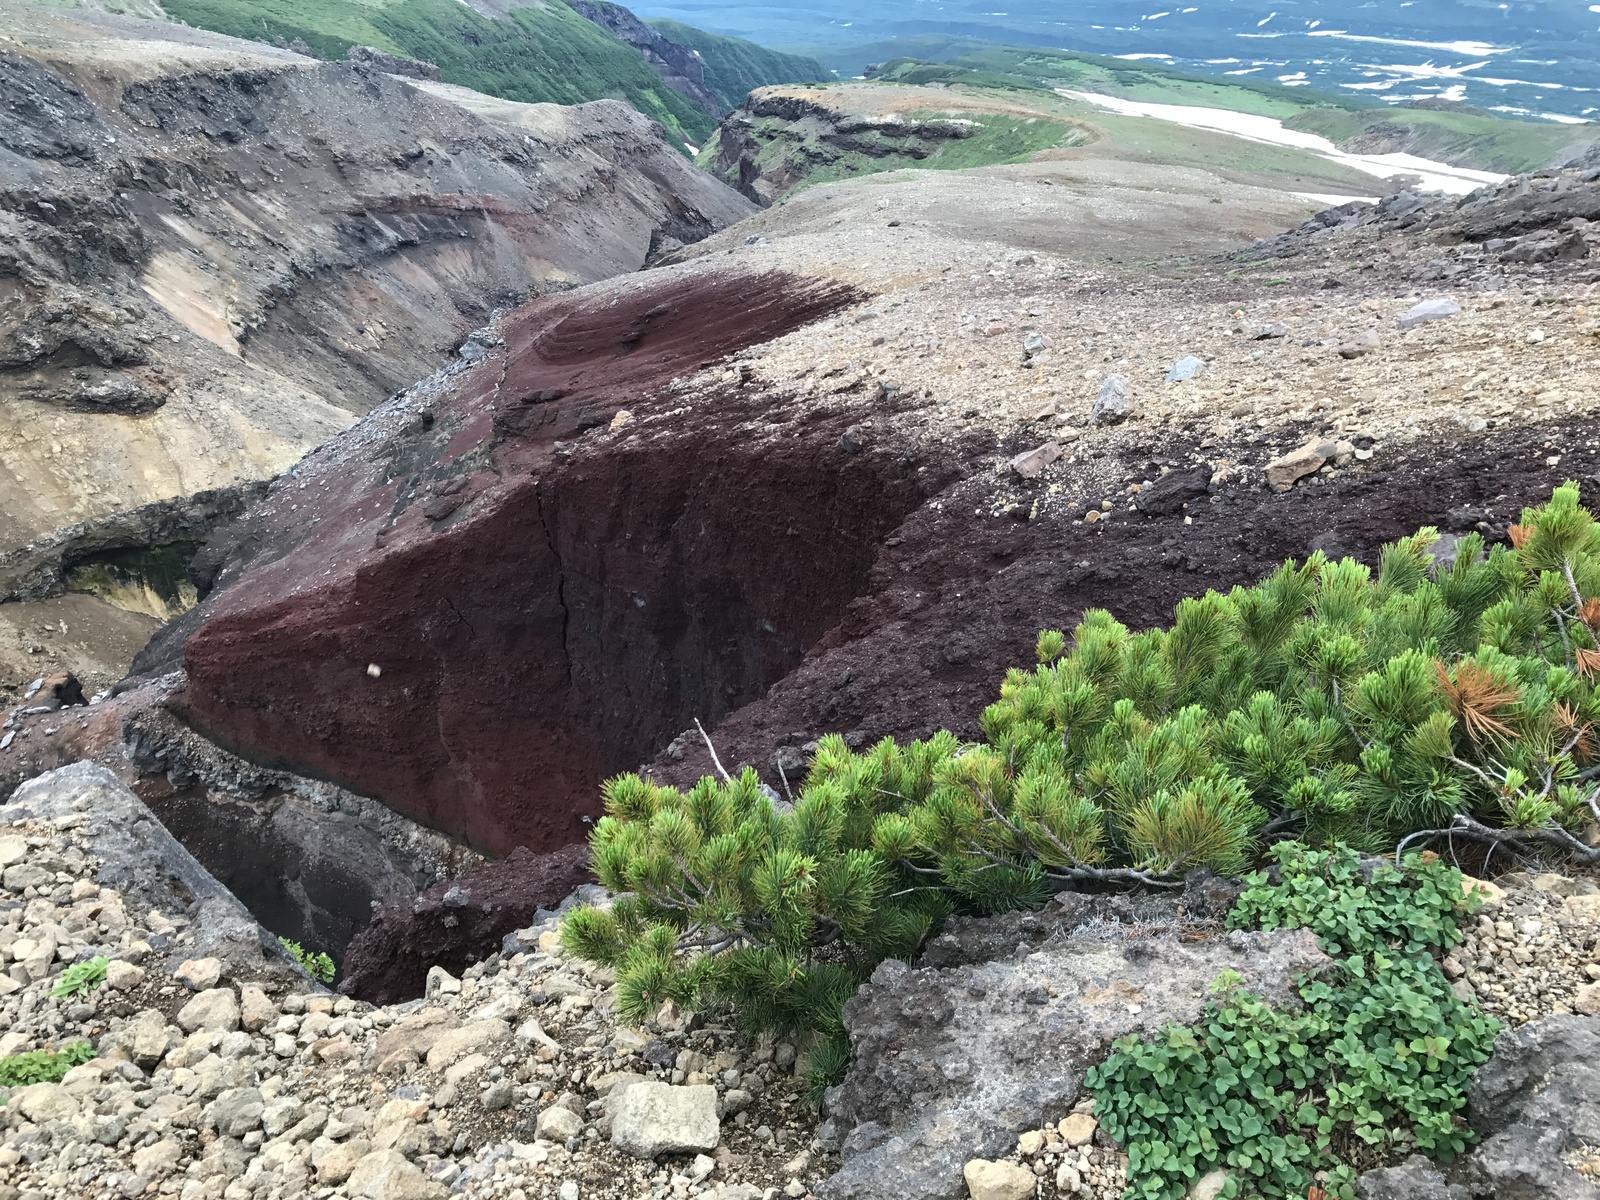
[159,0,827,146]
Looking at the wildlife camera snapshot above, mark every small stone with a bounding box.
[1055,1162,1082,1193]
[481,1080,514,1111]
[1338,328,1380,358]
[1017,1130,1046,1156]
[240,985,276,1032]
[1057,1113,1097,1147]
[610,1082,720,1158]
[346,1148,447,1200]
[0,835,26,866]
[425,1019,509,1070]
[1249,322,1289,340]
[536,1105,584,1142]
[1188,1169,1230,1200]
[424,965,460,1000]
[559,1183,580,1200]
[1165,355,1206,382]
[1011,441,1062,480]
[207,1087,266,1137]
[1575,983,1600,1017]
[1091,374,1132,425]
[13,1082,79,1123]
[174,957,223,991]
[105,960,145,991]
[1398,298,1461,330]
[130,1139,183,1176]
[317,1139,373,1185]
[1265,441,1334,492]
[177,987,240,1033]
[962,1158,1036,1200]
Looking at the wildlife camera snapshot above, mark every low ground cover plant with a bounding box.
[1087,844,1499,1199]
[0,1040,94,1087]
[562,484,1595,1169]
[279,937,336,984]
[50,956,108,999]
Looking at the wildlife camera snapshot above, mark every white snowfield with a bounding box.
[1061,89,1508,197]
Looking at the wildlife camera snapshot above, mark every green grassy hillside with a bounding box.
[646,18,829,111]
[161,0,719,144]
[828,38,1578,176]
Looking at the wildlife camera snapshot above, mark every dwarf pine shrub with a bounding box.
[563,484,1599,1045]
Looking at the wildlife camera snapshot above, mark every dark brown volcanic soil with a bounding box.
[150,269,871,857]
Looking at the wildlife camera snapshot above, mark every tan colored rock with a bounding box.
[1265,441,1333,492]
[1016,1129,1045,1156]
[105,960,145,991]
[121,1008,179,1068]
[131,1138,184,1175]
[962,1158,1036,1200]
[1188,1169,1231,1200]
[1575,982,1600,1017]
[346,1148,448,1200]
[1010,441,1062,480]
[239,985,276,1031]
[372,1007,457,1062]
[174,957,223,991]
[1463,876,1506,908]
[1057,1112,1097,1147]
[1566,894,1600,922]
[316,1138,373,1185]
[0,835,27,866]
[425,1019,510,1071]
[176,987,240,1034]
[13,1082,79,1124]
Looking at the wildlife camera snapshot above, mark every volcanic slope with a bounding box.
[74,131,1599,886]
[0,0,754,699]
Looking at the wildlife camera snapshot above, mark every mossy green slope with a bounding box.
[160,0,717,144]
[645,18,828,111]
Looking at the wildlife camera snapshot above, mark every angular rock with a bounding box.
[240,985,277,1031]
[537,1105,584,1142]
[961,1159,1035,1200]
[12,1081,79,1124]
[819,916,1327,1200]
[177,987,241,1034]
[105,960,145,991]
[1248,321,1289,340]
[174,957,223,991]
[1090,374,1131,425]
[1165,355,1206,382]
[1009,442,1062,480]
[346,1148,448,1200]
[1133,465,1212,517]
[0,764,305,984]
[130,1138,184,1176]
[1339,328,1381,359]
[1398,298,1462,330]
[206,1087,266,1137]
[318,1138,375,1185]
[0,834,26,865]
[610,1081,721,1158]
[117,1008,180,1068]
[1265,441,1335,493]
[425,1018,510,1070]
[1355,1155,1469,1199]
[1464,1015,1600,1199]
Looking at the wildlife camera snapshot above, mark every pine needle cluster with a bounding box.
[563,484,1600,1044]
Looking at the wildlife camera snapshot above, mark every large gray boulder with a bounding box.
[1355,1156,1469,1199]
[1461,1015,1600,1199]
[1,762,309,985]
[816,890,1329,1200]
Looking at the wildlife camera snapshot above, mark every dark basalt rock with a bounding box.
[341,842,592,1005]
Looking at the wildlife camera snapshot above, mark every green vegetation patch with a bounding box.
[279,937,336,984]
[50,956,109,999]
[160,0,716,145]
[645,18,828,111]
[1089,845,1498,1199]
[0,1041,95,1087]
[563,483,1598,1110]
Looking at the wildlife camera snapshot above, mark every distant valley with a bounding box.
[633,0,1600,124]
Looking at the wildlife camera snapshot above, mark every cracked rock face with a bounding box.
[1462,1014,1600,1199]
[817,893,1329,1200]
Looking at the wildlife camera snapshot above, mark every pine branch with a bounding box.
[1400,812,1600,868]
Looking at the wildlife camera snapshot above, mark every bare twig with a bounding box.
[776,758,793,804]
[1400,813,1600,867]
[694,717,732,783]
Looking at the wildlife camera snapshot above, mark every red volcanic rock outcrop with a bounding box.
[144,268,909,857]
